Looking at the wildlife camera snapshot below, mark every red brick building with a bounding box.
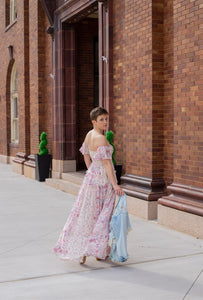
[0,0,202,238]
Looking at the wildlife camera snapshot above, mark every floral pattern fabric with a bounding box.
[53,142,116,261]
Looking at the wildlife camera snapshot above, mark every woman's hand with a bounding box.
[113,184,124,196]
[102,159,124,196]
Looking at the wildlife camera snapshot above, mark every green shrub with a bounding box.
[39,132,49,155]
[106,130,117,165]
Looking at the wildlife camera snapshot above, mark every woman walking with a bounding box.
[53,107,124,264]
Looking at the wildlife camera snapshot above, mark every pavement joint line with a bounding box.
[0,230,62,256]
[0,252,203,285]
[182,268,203,299]
[1,241,201,258]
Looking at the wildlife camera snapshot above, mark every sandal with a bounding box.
[80,256,86,264]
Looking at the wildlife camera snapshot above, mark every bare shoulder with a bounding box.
[84,130,93,143]
[96,134,109,147]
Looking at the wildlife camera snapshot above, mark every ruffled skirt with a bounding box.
[53,180,116,262]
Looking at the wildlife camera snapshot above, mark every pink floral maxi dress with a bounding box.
[53,142,116,261]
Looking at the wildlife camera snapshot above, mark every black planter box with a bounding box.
[114,164,122,185]
[35,154,51,182]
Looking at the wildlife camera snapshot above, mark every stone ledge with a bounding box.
[24,155,36,180]
[12,152,27,175]
[0,155,9,164]
[158,204,203,239]
[24,154,36,168]
[127,194,157,220]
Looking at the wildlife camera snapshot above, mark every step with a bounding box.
[46,177,81,196]
[61,171,85,185]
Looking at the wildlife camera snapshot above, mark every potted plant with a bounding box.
[106,130,122,185]
[35,132,51,182]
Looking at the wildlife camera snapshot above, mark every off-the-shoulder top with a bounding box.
[79,142,115,186]
[79,142,113,161]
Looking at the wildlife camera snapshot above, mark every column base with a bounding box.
[158,183,203,238]
[158,205,203,239]
[120,174,168,220]
[127,194,157,220]
[121,174,168,201]
[12,152,27,175]
[24,155,36,180]
[52,159,76,179]
[0,155,9,164]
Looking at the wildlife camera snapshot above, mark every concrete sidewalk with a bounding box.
[0,163,202,300]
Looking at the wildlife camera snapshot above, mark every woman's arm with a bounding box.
[94,135,124,196]
[84,154,92,169]
[102,159,124,196]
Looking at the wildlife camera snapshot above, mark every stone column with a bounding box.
[98,0,113,126]
[52,22,76,178]
[119,0,167,220]
[158,0,203,238]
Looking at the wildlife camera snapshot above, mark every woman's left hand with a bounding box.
[113,184,124,196]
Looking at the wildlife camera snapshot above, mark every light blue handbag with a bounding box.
[109,193,132,262]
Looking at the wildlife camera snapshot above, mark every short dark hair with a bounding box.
[90,107,109,121]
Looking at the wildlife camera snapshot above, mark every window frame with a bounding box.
[5,0,17,29]
[10,63,19,144]
[10,0,17,24]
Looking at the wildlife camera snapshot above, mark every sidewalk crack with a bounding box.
[0,252,203,285]
[182,268,203,299]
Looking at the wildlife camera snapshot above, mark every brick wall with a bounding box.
[113,0,153,178]
[24,0,30,156]
[29,0,42,154]
[0,0,52,159]
[0,1,29,158]
[152,0,164,179]
[113,0,202,188]
[112,0,126,170]
[29,0,52,155]
[163,0,174,186]
[173,0,203,187]
[43,14,53,155]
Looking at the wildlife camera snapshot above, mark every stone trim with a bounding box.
[13,152,27,164]
[54,0,98,27]
[158,183,203,217]
[158,205,203,239]
[4,19,17,32]
[24,154,36,168]
[121,173,168,201]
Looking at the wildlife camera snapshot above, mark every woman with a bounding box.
[53,107,124,264]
